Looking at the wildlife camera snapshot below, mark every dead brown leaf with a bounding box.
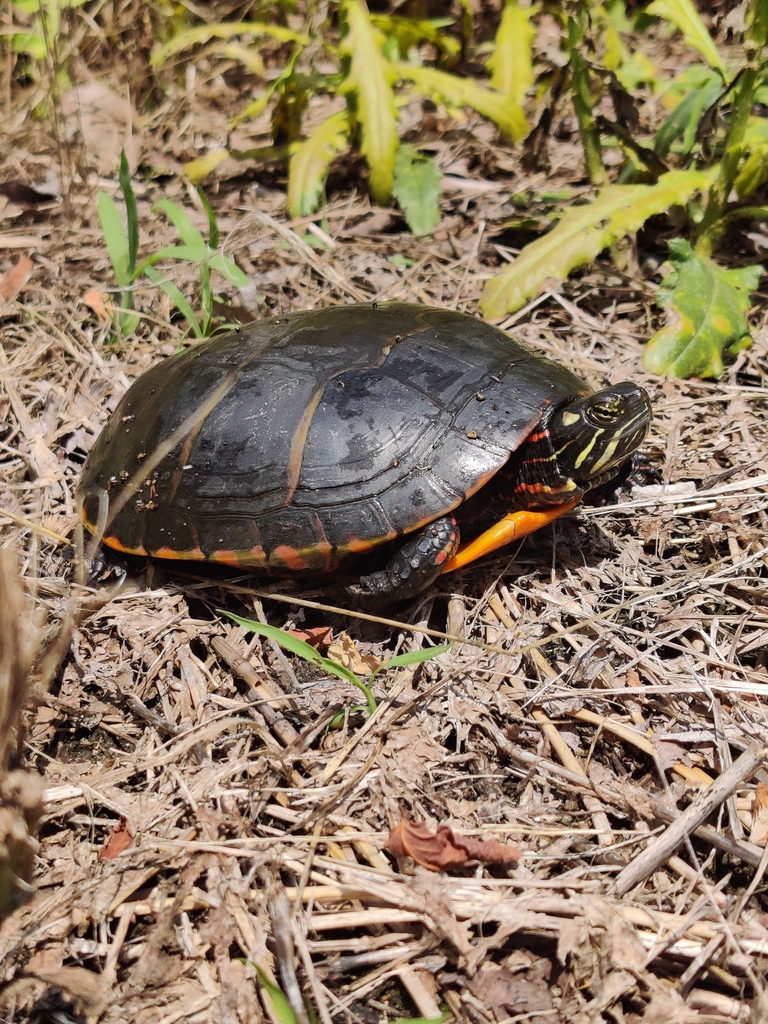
[327,631,381,675]
[100,816,134,861]
[83,287,113,323]
[0,256,34,300]
[750,781,768,845]
[384,816,521,871]
[465,960,555,1021]
[287,625,333,651]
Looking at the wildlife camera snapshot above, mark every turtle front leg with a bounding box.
[349,515,459,601]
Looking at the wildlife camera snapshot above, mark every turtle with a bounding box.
[78,302,652,601]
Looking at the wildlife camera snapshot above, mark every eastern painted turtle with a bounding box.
[78,303,652,600]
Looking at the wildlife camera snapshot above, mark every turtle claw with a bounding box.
[348,515,459,602]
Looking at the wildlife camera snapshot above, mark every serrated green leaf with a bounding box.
[398,64,527,142]
[288,110,350,218]
[643,239,763,378]
[646,0,726,75]
[340,0,398,205]
[614,49,658,92]
[151,21,308,67]
[392,143,442,236]
[487,1,536,107]
[481,170,710,318]
[370,14,460,61]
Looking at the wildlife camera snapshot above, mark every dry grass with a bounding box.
[2,6,768,1022]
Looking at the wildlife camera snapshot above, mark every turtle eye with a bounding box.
[585,396,623,426]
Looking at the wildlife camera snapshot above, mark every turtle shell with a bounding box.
[78,302,591,573]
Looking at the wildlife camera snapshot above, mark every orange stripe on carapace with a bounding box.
[441,499,580,574]
[102,534,148,557]
[150,544,206,561]
[338,534,386,555]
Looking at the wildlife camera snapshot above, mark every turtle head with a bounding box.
[506,382,651,512]
[549,382,652,488]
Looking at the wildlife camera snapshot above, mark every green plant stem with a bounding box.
[695,64,760,253]
[567,13,606,185]
[722,205,768,223]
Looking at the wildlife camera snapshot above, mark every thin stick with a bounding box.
[611,744,768,896]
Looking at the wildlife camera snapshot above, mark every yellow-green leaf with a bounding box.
[340,0,399,205]
[288,110,350,218]
[487,1,536,107]
[183,149,230,184]
[370,14,460,62]
[151,22,308,68]
[646,0,725,75]
[481,170,710,318]
[392,143,442,235]
[644,239,764,378]
[398,64,527,142]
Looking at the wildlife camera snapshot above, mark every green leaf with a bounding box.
[340,0,399,205]
[11,32,47,59]
[221,613,377,713]
[643,239,764,378]
[288,110,350,218]
[151,21,308,67]
[370,14,460,62]
[253,966,298,1024]
[144,266,202,339]
[118,150,138,276]
[392,143,442,236]
[646,0,726,75]
[480,170,710,318]
[733,117,768,199]
[196,185,218,249]
[154,199,206,249]
[487,1,536,108]
[654,67,721,158]
[97,191,131,288]
[398,64,527,142]
[208,253,250,288]
[371,643,452,681]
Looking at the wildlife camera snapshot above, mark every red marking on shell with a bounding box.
[514,481,552,494]
[271,545,310,571]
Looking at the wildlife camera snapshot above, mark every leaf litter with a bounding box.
[1,14,768,1024]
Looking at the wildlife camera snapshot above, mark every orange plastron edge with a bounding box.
[441,499,580,575]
